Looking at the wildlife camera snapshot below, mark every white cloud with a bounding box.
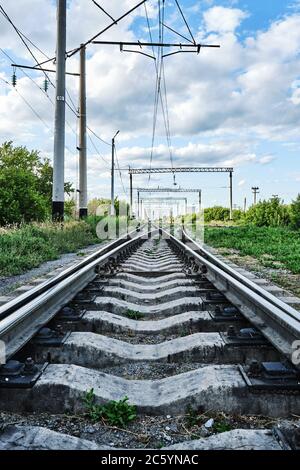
[0,2,300,202]
[203,6,248,33]
[115,140,257,168]
[258,155,276,165]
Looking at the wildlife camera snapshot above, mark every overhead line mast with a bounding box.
[52,0,67,221]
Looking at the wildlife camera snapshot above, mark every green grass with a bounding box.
[125,309,144,320]
[205,226,300,274]
[0,221,103,277]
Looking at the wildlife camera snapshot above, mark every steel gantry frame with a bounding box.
[129,167,234,219]
[141,197,188,219]
[136,188,202,219]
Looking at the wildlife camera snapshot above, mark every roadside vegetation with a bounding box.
[202,196,300,274]
[1,141,300,281]
[205,226,300,274]
[0,142,132,277]
[0,221,101,277]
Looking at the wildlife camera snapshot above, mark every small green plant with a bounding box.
[179,328,189,337]
[213,420,232,434]
[84,388,103,422]
[185,405,201,427]
[155,441,164,449]
[84,389,137,427]
[125,309,144,320]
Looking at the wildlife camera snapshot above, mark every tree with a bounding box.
[290,194,300,229]
[204,206,230,223]
[65,198,76,219]
[245,197,290,227]
[0,141,73,225]
[88,198,110,216]
[87,197,129,217]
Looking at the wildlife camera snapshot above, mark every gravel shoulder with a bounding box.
[206,245,300,303]
[0,242,105,296]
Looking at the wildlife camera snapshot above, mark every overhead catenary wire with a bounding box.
[114,144,127,196]
[0,4,79,117]
[161,22,194,44]
[174,0,196,45]
[0,48,80,141]
[0,75,52,131]
[87,130,111,168]
[0,48,53,99]
[145,0,174,184]
[0,2,126,153]
[1,44,109,170]
[146,0,162,183]
[91,0,116,23]
[0,5,55,88]
[0,5,112,166]
[86,125,111,147]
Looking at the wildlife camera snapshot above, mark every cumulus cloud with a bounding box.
[203,6,248,33]
[0,1,299,200]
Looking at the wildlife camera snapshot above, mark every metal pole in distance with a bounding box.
[137,191,140,219]
[229,171,233,220]
[185,198,188,215]
[79,44,88,218]
[199,190,202,213]
[52,0,67,221]
[110,131,119,217]
[111,138,115,216]
[129,172,133,218]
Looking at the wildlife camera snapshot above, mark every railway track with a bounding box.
[0,227,299,451]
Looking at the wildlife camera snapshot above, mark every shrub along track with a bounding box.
[0,229,299,450]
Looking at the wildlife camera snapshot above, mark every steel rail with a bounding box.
[0,228,152,360]
[0,227,142,321]
[161,229,300,366]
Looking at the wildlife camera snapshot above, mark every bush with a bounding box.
[232,209,244,222]
[245,197,290,227]
[290,194,300,229]
[0,141,74,225]
[0,221,101,276]
[204,206,230,223]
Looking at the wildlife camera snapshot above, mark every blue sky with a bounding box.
[0,0,300,212]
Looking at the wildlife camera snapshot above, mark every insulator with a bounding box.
[12,73,17,87]
[43,79,48,93]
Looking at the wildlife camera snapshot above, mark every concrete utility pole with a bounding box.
[111,131,120,216]
[252,187,260,205]
[79,45,88,218]
[199,190,202,213]
[244,197,247,213]
[52,0,67,221]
